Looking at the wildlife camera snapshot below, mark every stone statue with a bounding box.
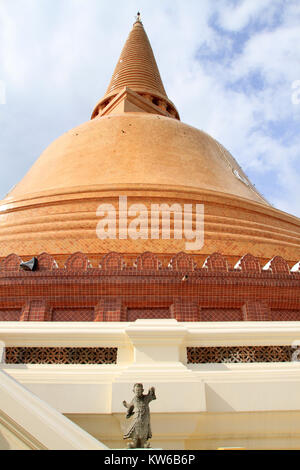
[123,383,156,448]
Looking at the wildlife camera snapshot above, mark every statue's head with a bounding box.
[133,383,144,397]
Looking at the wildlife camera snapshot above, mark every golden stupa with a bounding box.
[0,17,299,267]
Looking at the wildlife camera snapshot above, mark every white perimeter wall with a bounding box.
[1,319,300,449]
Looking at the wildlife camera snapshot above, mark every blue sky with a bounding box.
[0,0,300,216]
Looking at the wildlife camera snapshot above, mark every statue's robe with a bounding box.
[123,389,156,442]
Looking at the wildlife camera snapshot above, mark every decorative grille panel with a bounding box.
[187,346,295,364]
[5,347,117,364]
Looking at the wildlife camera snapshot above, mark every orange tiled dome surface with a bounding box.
[4,113,269,203]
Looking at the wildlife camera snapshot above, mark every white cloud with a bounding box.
[217,0,283,31]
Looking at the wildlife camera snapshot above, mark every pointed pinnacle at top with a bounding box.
[91,18,179,120]
[105,19,167,99]
[135,11,141,23]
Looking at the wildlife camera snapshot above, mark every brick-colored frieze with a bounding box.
[203,252,228,272]
[99,252,126,270]
[169,252,196,271]
[94,298,126,322]
[0,252,299,322]
[134,252,162,270]
[65,252,91,271]
[20,300,52,322]
[242,301,271,321]
[0,254,22,272]
[235,253,261,273]
[170,298,201,322]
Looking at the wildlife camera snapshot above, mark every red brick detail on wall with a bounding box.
[94,298,126,322]
[52,309,94,321]
[242,301,271,321]
[37,253,58,271]
[20,300,52,321]
[200,308,242,322]
[0,254,22,272]
[203,253,228,272]
[0,310,22,321]
[64,252,91,271]
[0,251,299,323]
[169,252,196,271]
[170,299,201,321]
[127,308,170,321]
[236,253,261,273]
[268,256,290,274]
[134,252,162,270]
[99,252,126,270]
[271,310,300,321]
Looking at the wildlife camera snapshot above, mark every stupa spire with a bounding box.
[91,17,179,120]
[135,11,141,23]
